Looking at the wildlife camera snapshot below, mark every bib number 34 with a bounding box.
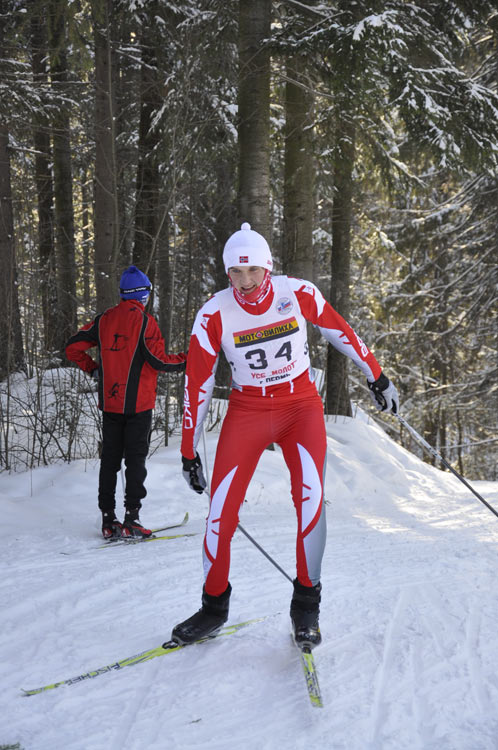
[245,341,292,370]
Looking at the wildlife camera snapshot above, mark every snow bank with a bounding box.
[1,413,497,749]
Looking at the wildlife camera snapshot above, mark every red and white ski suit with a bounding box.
[182,276,382,596]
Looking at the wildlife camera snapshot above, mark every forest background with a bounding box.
[0,0,497,480]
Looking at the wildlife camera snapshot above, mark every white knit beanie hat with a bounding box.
[223,222,273,273]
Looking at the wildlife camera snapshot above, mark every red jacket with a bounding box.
[66,300,186,414]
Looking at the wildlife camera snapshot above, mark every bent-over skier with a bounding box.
[172,224,398,648]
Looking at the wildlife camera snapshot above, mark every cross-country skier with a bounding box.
[172,224,398,648]
[66,266,187,539]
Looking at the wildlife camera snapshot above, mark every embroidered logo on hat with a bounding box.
[223,223,273,273]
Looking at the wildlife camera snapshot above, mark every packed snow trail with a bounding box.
[1,414,498,749]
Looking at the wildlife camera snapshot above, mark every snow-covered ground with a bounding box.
[1,412,497,750]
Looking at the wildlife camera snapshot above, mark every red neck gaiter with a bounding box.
[230,270,274,314]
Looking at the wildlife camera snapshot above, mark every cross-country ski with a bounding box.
[96,511,190,547]
[21,617,267,697]
[96,530,198,550]
[150,511,189,533]
[296,644,323,709]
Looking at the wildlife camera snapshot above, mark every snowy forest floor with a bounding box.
[1,412,498,750]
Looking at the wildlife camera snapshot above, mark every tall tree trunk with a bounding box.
[283,54,314,280]
[133,21,160,278]
[156,205,171,447]
[114,9,137,267]
[213,158,237,399]
[326,115,355,417]
[48,0,77,351]
[157,212,170,340]
[0,126,24,378]
[423,249,449,468]
[31,11,58,352]
[92,0,119,311]
[237,0,271,236]
[81,170,91,312]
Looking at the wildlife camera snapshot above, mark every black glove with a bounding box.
[367,373,399,414]
[182,453,207,494]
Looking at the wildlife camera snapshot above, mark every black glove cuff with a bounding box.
[182,453,201,471]
[368,372,389,394]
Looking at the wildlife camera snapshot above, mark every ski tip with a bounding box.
[21,686,51,697]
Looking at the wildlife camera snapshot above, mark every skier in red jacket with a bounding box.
[66,266,186,539]
[171,224,399,648]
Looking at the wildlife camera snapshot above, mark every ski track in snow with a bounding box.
[1,416,498,749]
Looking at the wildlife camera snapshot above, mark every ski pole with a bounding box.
[201,424,292,583]
[395,412,498,520]
[236,522,293,583]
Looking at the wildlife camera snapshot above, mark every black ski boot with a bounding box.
[122,511,152,538]
[290,578,322,649]
[101,512,124,540]
[170,583,232,645]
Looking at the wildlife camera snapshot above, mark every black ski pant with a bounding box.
[98,409,152,516]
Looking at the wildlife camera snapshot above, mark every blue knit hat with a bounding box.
[119,266,151,303]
